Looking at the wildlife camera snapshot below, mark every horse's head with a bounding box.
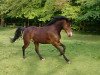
[63,19,72,37]
[48,16,72,37]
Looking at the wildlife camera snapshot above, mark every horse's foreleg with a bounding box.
[34,42,44,60]
[59,43,66,55]
[52,42,70,63]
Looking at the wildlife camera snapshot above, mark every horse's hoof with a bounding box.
[41,58,45,61]
[67,61,71,64]
[10,37,13,43]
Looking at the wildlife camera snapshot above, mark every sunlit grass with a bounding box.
[0,27,100,75]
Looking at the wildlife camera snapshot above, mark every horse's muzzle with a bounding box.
[68,32,72,37]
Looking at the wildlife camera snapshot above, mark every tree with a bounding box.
[0,0,8,26]
[0,0,68,25]
[76,0,100,31]
[77,0,100,21]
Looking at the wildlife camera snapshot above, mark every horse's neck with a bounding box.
[54,21,63,34]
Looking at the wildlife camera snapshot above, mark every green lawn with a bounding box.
[0,27,100,75]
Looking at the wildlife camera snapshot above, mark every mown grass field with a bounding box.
[0,27,100,75]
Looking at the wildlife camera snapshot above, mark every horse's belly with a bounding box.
[33,35,51,44]
[34,38,51,44]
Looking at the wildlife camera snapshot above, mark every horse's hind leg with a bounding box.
[34,42,44,60]
[22,40,30,59]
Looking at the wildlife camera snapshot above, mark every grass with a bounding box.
[0,27,100,75]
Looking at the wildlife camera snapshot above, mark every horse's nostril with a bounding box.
[68,32,72,37]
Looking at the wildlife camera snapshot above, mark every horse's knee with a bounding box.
[60,44,66,53]
[61,50,65,55]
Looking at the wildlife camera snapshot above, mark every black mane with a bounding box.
[47,16,70,26]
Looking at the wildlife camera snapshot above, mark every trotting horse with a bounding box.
[11,16,72,63]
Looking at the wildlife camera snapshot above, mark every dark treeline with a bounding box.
[4,17,43,27]
[0,0,100,32]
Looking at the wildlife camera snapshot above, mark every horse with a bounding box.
[11,16,72,63]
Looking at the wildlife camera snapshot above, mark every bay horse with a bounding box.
[11,16,72,63]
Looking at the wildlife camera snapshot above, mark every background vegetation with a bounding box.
[0,0,100,32]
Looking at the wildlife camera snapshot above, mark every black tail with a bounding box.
[10,27,25,43]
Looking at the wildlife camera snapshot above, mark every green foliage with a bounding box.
[77,0,100,21]
[0,0,69,22]
[7,0,42,18]
[73,0,100,31]
[38,0,67,22]
[61,3,80,19]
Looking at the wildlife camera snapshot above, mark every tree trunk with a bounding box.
[0,16,5,27]
[12,23,16,27]
[25,18,29,27]
[28,19,29,26]
[24,22,26,27]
